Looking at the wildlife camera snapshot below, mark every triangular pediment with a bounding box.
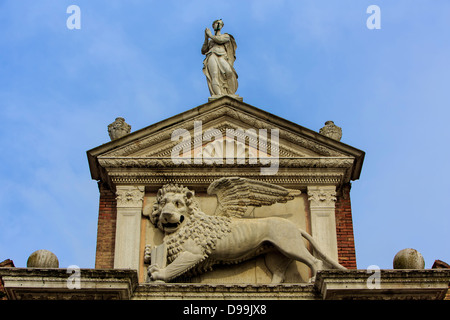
[87,96,365,184]
[104,116,335,160]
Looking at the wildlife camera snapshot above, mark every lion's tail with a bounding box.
[300,230,346,270]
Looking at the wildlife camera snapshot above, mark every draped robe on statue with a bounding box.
[202,33,238,96]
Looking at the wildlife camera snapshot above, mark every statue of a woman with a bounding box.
[202,20,239,99]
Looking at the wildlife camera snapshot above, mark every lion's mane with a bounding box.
[148,184,199,226]
[149,184,232,279]
[165,211,232,262]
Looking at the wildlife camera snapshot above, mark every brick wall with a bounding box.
[93,181,358,270]
[0,277,6,300]
[95,183,117,269]
[0,259,14,300]
[432,260,450,300]
[335,183,357,269]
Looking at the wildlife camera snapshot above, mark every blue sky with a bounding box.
[1,0,449,271]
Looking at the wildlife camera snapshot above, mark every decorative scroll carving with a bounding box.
[307,186,339,261]
[109,171,345,187]
[116,186,145,208]
[98,157,354,169]
[101,106,347,158]
[307,187,337,208]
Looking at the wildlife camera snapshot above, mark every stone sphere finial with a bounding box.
[27,249,59,268]
[319,120,342,141]
[393,248,425,269]
[108,117,131,141]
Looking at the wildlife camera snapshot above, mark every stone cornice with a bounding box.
[0,268,138,300]
[97,158,354,189]
[97,157,355,169]
[108,172,346,188]
[133,283,318,300]
[87,97,365,182]
[2,268,448,300]
[315,269,450,300]
[101,109,346,159]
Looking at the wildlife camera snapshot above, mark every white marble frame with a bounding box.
[307,185,339,262]
[114,186,145,270]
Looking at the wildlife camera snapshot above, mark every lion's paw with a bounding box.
[148,264,166,282]
[144,245,152,264]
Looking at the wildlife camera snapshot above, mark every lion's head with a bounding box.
[144,184,200,234]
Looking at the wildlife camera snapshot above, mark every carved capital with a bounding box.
[307,186,337,208]
[116,186,145,208]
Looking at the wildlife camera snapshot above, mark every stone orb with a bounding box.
[393,248,425,269]
[27,249,59,268]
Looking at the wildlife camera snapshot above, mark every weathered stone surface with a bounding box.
[144,191,312,284]
[87,97,365,190]
[87,97,365,284]
[26,250,59,268]
[0,268,138,300]
[0,259,15,268]
[133,283,318,300]
[114,185,145,270]
[393,248,425,269]
[315,269,450,300]
[319,121,342,141]
[202,20,239,99]
[143,180,345,285]
[3,268,448,300]
[108,117,131,141]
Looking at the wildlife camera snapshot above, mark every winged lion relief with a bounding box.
[143,177,345,283]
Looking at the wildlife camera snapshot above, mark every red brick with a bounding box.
[335,183,357,269]
[95,183,117,269]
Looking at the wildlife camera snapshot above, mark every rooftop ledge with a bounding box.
[314,269,450,300]
[1,268,449,300]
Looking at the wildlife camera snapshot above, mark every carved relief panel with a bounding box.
[141,186,311,284]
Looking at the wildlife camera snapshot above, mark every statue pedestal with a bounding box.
[208,94,243,102]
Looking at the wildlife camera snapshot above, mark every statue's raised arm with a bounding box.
[202,19,239,99]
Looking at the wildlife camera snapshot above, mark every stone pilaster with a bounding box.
[114,186,145,270]
[307,186,338,262]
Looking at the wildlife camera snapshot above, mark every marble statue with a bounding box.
[202,19,239,99]
[144,177,346,283]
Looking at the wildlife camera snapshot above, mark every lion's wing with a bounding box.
[206,177,301,218]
